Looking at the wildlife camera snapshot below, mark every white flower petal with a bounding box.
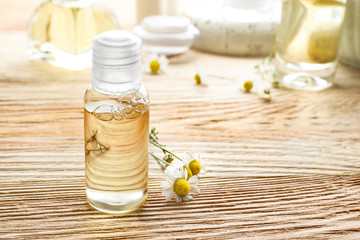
[202,78,208,86]
[162,188,172,196]
[201,164,206,173]
[183,167,188,180]
[175,194,182,203]
[182,194,193,202]
[144,52,158,62]
[237,78,243,89]
[190,185,200,195]
[162,191,175,201]
[159,54,169,65]
[183,152,192,164]
[198,155,206,174]
[167,159,183,171]
[142,52,169,74]
[194,67,208,86]
[161,180,173,189]
[188,175,200,195]
[188,173,198,181]
[257,86,271,100]
[181,151,206,175]
[199,73,208,86]
[164,172,176,183]
[186,151,194,159]
[188,175,198,184]
[165,164,182,178]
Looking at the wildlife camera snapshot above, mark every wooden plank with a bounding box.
[1,29,360,240]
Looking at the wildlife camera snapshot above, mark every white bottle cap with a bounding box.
[92,30,142,94]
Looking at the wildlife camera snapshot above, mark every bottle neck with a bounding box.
[92,61,142,95]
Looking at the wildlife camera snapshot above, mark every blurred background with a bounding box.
[0,0,136,31]
[1,0,357,91]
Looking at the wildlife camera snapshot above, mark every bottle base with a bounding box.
[27,41,91,71]
[281,72,333,91]
[274,53,336,91]
[86,188,147,214]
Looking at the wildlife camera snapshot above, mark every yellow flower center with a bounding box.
[264,89,271,95]
[189,160,201,175]
[243,80,253,92]
[163,154,174,164]
[194,74,201,85]
[150,60,160,73]
[184,166,193,180]
[173,178,190,196]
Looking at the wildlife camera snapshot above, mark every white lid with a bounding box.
[225,0,271,9]
[92,30,142,94]
[141,15,191,34]
[131,15,200,54]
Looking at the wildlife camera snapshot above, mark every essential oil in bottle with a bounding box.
[84,30,149,214]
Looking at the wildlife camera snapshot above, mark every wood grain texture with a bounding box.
[1,28,360,240]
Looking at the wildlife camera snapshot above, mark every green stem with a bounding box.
[149,139,183,161]
[149,151,168,164]
[149,151,168,170]
[149,132,166,147]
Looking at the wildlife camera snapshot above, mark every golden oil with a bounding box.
[84,99,149,214]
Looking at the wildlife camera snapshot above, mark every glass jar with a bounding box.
[28,0,120,70]
[339,0,360,69]
[273,0,347,91]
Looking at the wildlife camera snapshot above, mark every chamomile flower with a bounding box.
[163,153,174,164]
[243,80,253,92]
[238,77,272,101]
[165,158,194,180]
[161,165,200,203]
[166,158,183,170]
[182,151,205,176]
[144,53,169,74]
[256,80,272,101]
[257,87,272,101]
[238,79,254,93]
[194,69,208,86]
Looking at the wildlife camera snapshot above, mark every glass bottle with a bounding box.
[84,30,149,214]
[339,0,360,69]
[273,0,347,91]
[27,0,120,71]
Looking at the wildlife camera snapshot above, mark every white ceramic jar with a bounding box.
[185,0,281,56]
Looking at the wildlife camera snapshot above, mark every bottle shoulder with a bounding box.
[84,84,149,113]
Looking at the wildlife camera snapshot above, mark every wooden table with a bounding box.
[1,1,360,239]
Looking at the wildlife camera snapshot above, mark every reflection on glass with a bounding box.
[274,0,346,91]
[28,0,120,70]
